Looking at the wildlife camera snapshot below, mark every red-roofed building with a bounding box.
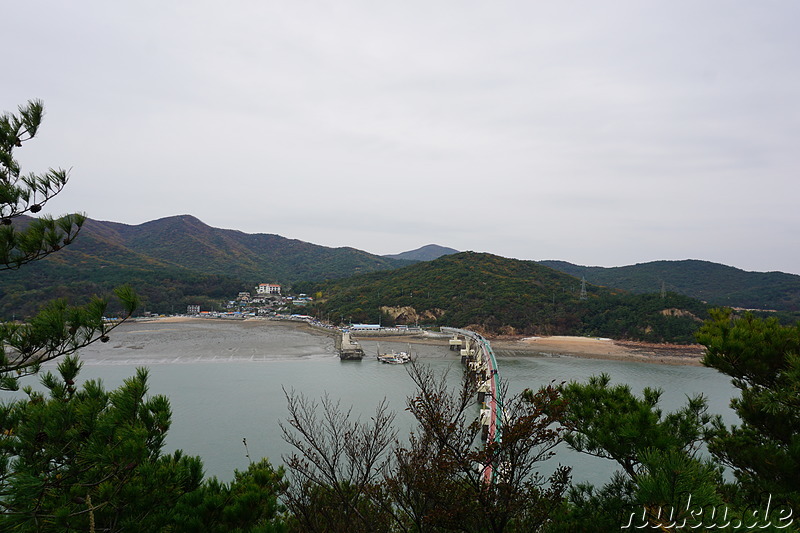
[257,283,281,295]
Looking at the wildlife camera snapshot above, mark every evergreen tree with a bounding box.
[0,356,204,531]
[546,310,800,531]
[697,309,800,509]
[545,374,728,531]
[554,373,714,478]
[0,99,137,391]
[168,458,289,533]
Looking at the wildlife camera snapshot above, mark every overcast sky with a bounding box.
[4,2,799,274]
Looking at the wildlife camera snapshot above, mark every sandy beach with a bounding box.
[490,335,705,366]
[143,317,706,367]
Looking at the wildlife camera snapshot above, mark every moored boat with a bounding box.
[376,343,413,364]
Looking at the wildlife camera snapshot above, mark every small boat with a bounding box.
[377,351,412,364]
[376,343,413,364]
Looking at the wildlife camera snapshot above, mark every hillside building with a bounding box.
[257,283,281,295]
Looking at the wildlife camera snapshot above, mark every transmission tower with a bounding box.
[579,276,588,301]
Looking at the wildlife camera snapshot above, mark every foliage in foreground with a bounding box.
[698,309,800,509]
[1,98,290,532]
[279,312,800,531]
[0,99,138,391]
[546,374,727,531]
[1,311,798,531]
[0,357,202,530]
[281,364,570,533]
[545,310,800,531]
[0,356,289,532]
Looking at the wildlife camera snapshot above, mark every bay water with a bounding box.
[2,319,738,486]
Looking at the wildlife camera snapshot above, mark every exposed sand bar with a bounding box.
[491,336,705,366]
[354,331,706,367]
[138,317,706,366]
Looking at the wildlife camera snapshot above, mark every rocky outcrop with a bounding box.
[660,308,703,321]
[380,306,446,324]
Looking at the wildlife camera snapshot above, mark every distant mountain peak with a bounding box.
[145,214,208,226]
[384,244,459,262]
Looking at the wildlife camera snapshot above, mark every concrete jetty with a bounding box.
[336,330,365,360]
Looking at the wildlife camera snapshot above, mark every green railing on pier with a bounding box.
[441,327,503,484]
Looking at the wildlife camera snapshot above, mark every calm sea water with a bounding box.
[2,319,738,485]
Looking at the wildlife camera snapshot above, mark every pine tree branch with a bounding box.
[0,287,139,391]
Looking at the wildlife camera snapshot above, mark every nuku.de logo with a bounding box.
[620,492,795,529]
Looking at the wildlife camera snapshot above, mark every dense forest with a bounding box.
[293,252,711,343]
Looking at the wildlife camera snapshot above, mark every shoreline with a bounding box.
[362,333,706,367]
[491,336,705,367]
[345,329,706,367]
[140,317,706,367]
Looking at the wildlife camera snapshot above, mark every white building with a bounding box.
[256,283,281,295]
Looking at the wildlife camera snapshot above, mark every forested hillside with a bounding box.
[294,252,710,343]
[540,259,800,312]
[0,215,410,318]
[98,215,409,281]
[5,212,784,341]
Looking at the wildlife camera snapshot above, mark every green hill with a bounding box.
[539,259,800,312]
[294,252,710,343]
[0,215,410,318]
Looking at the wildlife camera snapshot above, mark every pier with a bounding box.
[336,330,365,360]
[441,327,502,485]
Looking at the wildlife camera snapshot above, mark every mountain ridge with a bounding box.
[0,214,411,318]
[538,259,800,312]
[84,214,411,281]
[2,214,797,320]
